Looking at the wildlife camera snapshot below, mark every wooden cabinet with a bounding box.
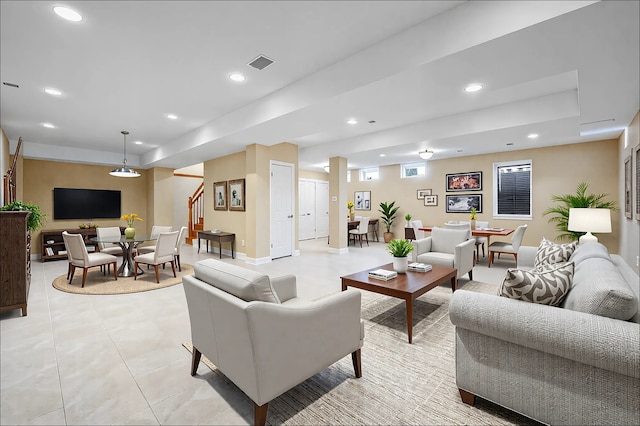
[41,228,101,261]
[0,211,31,316]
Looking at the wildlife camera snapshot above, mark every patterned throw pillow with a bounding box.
[498,262,574,306]
[533,237,578,268]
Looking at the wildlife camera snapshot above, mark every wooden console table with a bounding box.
[198,231,235,259]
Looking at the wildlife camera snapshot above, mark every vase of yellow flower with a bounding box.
[469,207,477,230]
[122,213,143,239]
[347,201,355,221]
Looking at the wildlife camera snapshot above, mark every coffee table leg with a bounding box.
[405,297,413,344]
[451,277,457,292]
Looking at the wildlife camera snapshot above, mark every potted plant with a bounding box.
[386,238,414,273]
[543,182,618,241]
[0,201,47,232]
[404,213,412,227]
[469,207,477,229]
[379,201,400,243]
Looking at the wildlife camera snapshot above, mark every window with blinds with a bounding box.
[493,160,532,219]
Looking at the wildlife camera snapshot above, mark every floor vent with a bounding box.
[248,55,274,70]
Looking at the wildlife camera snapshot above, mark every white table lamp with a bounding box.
[568,208,611,244]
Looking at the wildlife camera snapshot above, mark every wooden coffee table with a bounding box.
[341,264,457,343]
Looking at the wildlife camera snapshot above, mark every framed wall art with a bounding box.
[446,194,482,213]
[417,189,432,199]
[354,191,371,210]
[635,145,640,221]
[446,171,482,192]
[625,155,632,219]
[424,195,438,206]
[229,178,245,211]
[214,181,227,211]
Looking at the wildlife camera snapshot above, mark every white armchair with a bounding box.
[182,259,364,426]
[410,227,475,280]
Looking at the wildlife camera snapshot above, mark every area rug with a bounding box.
[181,280,538,425]
[52,263,193,295]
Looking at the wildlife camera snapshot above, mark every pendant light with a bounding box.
[419,150,434,160]
[109,131,140,177]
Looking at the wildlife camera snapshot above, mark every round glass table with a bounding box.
[90,235,157,277]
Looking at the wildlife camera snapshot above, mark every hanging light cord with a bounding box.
[121,130,129,166]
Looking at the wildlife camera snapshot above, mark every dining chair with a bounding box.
[137,225,172,255]
[474,221,490,258]
[62,231,118,288]
[134,231,179,283]
[174,226,188,271]
[488,224,528,268]
[349,217,370,247]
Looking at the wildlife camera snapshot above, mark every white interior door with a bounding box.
[315,181,329,238]
[270,162,294,259]
[298,179,315,240]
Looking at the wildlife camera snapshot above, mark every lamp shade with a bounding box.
[568,208,611,244]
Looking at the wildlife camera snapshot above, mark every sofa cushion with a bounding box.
[194,259,280,303]
[498,262,573,306]
[431,227,469,253]
[533,237,578,268]
[562,257,636,320]
[569,241,611,266]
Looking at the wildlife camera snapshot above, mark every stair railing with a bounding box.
[188,181,205,241]
[3,137,22,205]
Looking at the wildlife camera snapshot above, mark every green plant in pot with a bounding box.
[379,201,400,243]
[543,182,618,241]
[0,201,47,232]
[387,238,414,273]
[404,213,412,227]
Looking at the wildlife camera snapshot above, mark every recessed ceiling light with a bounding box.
[229,73,246,82]
[134,141,143,145]
[167,114,178,120]
[527,133,539,139]
[379,154,386,157]
[464,83,484,93]
[44,88,62,96]
[53,6,82,22]
[42,122,55,128]
[346,118,358,125]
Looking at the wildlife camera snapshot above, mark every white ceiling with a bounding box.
[1,1,638,174]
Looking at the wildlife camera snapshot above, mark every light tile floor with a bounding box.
[1,238,512,425]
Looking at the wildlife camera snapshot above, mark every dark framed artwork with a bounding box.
[229,178,245,211]
[446,194,482,213]
[424,195,438,206]
[354,191,371,211]
[214,181,227,211]
[417,189,432,199]
[446,171,482,192]
[635,145,640,221]
[625,155,632,219]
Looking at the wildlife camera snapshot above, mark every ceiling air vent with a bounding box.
[248,55,274,70]
[3,82,19,88]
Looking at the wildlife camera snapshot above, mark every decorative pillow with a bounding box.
[533,237,578,268]
[498,262,574,306]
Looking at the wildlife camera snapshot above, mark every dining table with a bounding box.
[417,226,514,248]
[90,234,157,277]
[348,218,379,242]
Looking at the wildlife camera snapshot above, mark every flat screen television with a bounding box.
[53,188,121,220]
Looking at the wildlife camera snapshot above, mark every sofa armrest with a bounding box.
[244,289,363,404]
[271,275,297,303]
[411,237,432,262]
[449,290,640,378]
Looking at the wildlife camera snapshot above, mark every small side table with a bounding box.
[198,231,235,259]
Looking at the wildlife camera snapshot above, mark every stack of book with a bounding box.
[45,247,55,256]
[408,262,432,272]
[368,269,398,281]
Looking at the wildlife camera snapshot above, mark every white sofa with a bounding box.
[449,242,639,425]
[182,259,364,426]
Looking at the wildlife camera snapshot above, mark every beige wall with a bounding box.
[22,159,149,255]
[347,139,620,253]
[1,128,9,205]
[148,167,174,228]
[299,169,329,181]
[619,111,640,273]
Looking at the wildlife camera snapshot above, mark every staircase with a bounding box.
[186,181,204,245]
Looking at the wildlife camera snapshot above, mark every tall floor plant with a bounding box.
[542,182,618,241]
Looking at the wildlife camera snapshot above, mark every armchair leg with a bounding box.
[351,349,362,378]
[190,347,202,376]
[459,389,476,406]
[254,403,268,426]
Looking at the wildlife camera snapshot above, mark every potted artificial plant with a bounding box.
[404,213,412,227]
[386,238,414,273]
[0,201,47,232]
[379,201,400,243]
[542,182,618,241]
